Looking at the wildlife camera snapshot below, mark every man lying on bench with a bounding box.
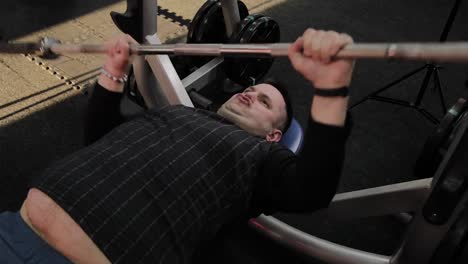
[0,28,354,263]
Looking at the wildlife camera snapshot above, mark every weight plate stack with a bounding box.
[224,15,280,87]
[187,0,249,66]
[187,0,218,44]
[229,14,265,43]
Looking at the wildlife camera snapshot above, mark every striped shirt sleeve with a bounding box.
[84,83,124,145]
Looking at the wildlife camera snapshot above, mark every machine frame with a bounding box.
[120,1,468,263]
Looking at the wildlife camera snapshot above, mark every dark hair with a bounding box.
[263,78,293,132]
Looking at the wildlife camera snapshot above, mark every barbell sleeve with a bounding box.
[49,44,108,55]
[334,42,468,63]
[1,38,468,63]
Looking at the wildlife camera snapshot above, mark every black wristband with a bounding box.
[314,86,349,97]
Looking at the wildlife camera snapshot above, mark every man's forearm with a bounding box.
[310,95,349,126]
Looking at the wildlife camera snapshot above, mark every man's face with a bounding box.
[217,83,287,142]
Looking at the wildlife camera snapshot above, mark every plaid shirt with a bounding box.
[32,84,349,263]
[33,105,272,263]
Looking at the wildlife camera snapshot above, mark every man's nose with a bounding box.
[243,91,257,101]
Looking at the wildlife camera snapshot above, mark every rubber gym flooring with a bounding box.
[1,0,468,263]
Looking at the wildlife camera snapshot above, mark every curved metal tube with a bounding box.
[248,215,391,264]
[246,179,432,264]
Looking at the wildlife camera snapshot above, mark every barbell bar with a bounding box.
[1,37,468,63]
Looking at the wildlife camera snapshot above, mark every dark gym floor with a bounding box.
[1,0,468,263]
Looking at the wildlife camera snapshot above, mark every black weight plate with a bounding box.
[414,98,467,179]
[187,0,218,44]
[225,16,280,86]
[188,1,249,67]
[229,14,264,43]
[194,1,249,43]
[223,14,264,81]
[240,16,280,44]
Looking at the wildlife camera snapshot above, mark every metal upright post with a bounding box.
[143,0,157,36]
[132,0,193,107]
[132,0,165,108]
[220,0,241,38]
[145,34,193,107]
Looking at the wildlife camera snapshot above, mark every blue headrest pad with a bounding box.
[280,118,304,154]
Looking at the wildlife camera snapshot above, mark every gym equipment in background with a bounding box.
[224,14,280,86]
[3,0,468,263]
[414,98,467,179]
[350,0,464,124]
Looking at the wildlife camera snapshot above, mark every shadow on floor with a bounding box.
[0,0,122,40]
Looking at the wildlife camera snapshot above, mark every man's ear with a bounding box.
[266,129,282,143]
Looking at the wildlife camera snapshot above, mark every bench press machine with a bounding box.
[2,0,468,263]
[108,1,468,263]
